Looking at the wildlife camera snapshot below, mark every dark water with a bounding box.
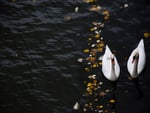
[0,0,150,113]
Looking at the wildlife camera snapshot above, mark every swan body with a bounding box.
[102,45,120,82]
[127,39,146,78]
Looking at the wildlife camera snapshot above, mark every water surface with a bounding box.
[0,0,150,113]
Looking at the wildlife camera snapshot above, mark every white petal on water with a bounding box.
[75,7,79,12]
[100,37,103,40]
[96,40,100,43]
[77,58,83,62]
[91,44,96,47]
[73,102,80,110]
[124,3,128,8]
[98,56,103,61]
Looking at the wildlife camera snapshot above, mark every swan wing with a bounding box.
[102,45,120,81]
[127,39,146,77]
[102,45,112,80]
[137,39,146,74]
[114,56,120,79]
[127,48,137,77]
[137,39,144,49]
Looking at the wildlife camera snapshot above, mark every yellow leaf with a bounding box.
[87,83,92,87]
[104,16,109,20]
[98,61,102,65]
[93,80,97,83]
[95,34,100,38]
[84,67,90,72]
[90,27,96,31]
[83,49,90,53]
[97,48,103,52]
[92,63,97,68]
[144,32,150,38]
[97,42,104,48]
[83,0,97,3]
[89,5,101,12]
[96,105,103,109]
[109,99,115,103]
[102,10,110,16]
[102,10,110,20]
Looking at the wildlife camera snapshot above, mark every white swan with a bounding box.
[102,45,120,82]
[127,39,146,78]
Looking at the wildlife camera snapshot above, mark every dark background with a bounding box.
[0,0,150,113]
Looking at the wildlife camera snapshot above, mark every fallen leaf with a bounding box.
[83,49,90,53]
[89,5,101,12]
[144,32,150,38]
[95,34,100,38]
[83,0,97,3]
[109,99,115,103]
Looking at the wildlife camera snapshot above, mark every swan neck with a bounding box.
[111,63,116,78]
[132,57,139,78]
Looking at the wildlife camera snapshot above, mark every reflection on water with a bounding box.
[0,0,150,113]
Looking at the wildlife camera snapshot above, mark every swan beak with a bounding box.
[111,59,115,65]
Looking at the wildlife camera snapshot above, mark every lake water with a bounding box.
[0,0,150,113]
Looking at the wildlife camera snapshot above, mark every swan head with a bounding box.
[132,52,139,63]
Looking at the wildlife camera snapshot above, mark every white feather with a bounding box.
[127,39,146,78]
[102,45,120,81]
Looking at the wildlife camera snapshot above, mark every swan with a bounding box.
[102,45,120,82]
[127,39,146,79]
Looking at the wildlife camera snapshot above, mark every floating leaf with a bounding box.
[102,10,110,16]
[124,3,129,8]
[96,105,103,109]
[87,56,96,63]
[83,49,90,53]
[102,10,110,20]
[91,44,96,48]
[93,79,97,83]
[64,16,71,21]
[91,63,97,68]
[98,61,102,65]
[105,89,110,93]
[83,0,97,3]
[99,82,103,85]
[88,74,96,79]
[95,34,100,38]
[88,37,92,41]
[104,110,109,113]
[109,99,115,103]
[97,41,104,48]
[75,7,79,13]
[84,67,90,72]
[73,102,80,110]
[104,16,109,20]
[87,83,92,87]
[97,48,103,52]
[92,21,104,28]
[89,5,101,12]
[77,58,83,62]
[90,27,97,31]
[94,98,98,101]
[144,32,150,38]
[99,91,106,96]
